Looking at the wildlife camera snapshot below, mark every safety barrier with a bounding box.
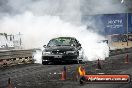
[0,50,34,67]
[109,47,132,56]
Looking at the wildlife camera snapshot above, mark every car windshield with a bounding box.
[47,38,74,47]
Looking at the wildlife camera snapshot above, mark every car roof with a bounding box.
[51,37,76,40]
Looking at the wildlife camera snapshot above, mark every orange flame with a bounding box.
[78,66,86,76]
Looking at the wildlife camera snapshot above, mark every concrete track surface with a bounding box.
[0,53,132,88]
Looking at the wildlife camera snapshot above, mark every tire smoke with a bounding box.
[0,0,126,63]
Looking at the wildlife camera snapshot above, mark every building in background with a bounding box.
[0,33,22,50]
[82,13,132,49]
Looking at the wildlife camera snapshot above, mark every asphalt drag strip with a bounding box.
[0,52,132,88]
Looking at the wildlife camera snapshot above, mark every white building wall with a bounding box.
[0,35,7,48]
[0,33,22,50]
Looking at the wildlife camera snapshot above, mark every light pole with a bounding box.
[126,13,128,46]
[120,0,129,47]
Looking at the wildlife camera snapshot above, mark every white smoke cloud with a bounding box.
[0,0,126,62]
[0,11,109,62]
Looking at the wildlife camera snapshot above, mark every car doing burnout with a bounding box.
[42,37,84,64]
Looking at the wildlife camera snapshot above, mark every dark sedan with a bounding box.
[42,37,84,64]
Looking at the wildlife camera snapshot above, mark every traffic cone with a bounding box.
[75,66,79,81]
[61,71,65,80]
[61,66,66,80]
[125,54,128,63]
[75,71,79,81]
[96,59,101,70]
[7,78,13,88]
